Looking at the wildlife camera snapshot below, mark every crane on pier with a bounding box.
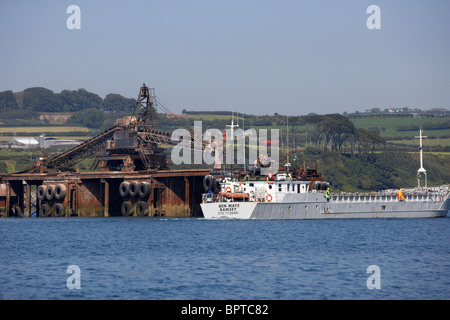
[31,84,180,173]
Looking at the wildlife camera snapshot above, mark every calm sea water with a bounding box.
[0,216,449,300]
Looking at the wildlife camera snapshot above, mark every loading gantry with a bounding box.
[33,84,176,173]
[93,83,174,172]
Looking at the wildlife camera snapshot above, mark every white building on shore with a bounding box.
[7,137,39,148]
[38,135,81,149]
[3,136,81,149]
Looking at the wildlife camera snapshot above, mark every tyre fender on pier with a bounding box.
[121,201,134,216]
[138,182,151,198]
[119,181,130,198]
[39,204,52,217]
[45,185,55,201]
[53,203,65,217]
[128,181,139,198]
[36,185,47,201]
[54,184,66,200]
[203,175,214,192]
[136,201,149,216]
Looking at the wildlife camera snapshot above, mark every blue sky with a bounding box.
[0,0,449,115]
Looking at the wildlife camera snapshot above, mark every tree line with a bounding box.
[0,88,136,129]
[0,87,136,113]
[305,114,385,157]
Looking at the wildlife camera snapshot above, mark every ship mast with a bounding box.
[226,111,239,142]
[225,111,239,177]
[415,126,427,188]
[286,116,290,173]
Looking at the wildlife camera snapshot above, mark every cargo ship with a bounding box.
[200,128,450,219]
[200,175,449,219]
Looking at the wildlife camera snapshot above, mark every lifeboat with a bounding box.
[219,191,249,199]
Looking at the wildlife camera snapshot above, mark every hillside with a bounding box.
[0,87,449,191]
[297,148,450,192]
[0,88,135,130]
[175,111,450,153]
[166,111,450,191]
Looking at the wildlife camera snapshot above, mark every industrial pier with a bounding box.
[0,84,210,218]
[0,169,208,218]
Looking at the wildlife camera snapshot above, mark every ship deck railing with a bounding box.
[331,193,448,203]
[202,186,449,204]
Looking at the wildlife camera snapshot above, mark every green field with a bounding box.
[176,113,450,152]
[0,126,90,133]
[388,137,450,148]
[181,113,450,137]
[350,117,450,138]
[185,114,245,121]
[2,116,447,146]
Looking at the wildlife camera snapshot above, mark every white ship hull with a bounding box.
[201,128,450,220]
[201,192,450,219]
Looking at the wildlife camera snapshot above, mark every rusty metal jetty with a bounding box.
[0,84,209,218]
[0,169,208,218]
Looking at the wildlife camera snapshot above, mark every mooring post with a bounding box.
[185,176,190,216]
[104,180,109,217]
[26,183,31,218]
[5,182,10,218]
